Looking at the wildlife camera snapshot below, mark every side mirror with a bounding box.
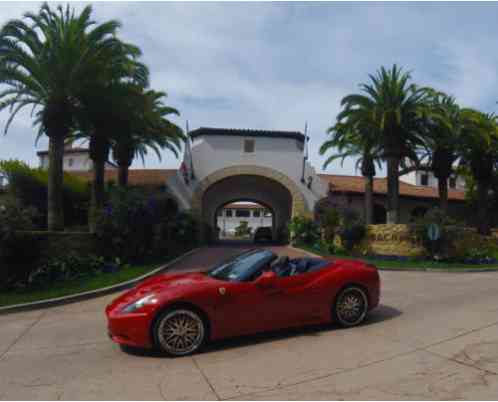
[256,270,276,288]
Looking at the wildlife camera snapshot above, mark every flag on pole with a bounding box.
[301,121,308,183]
[304,121,309,161]
[187,121,195,180]
[182,120,195,185]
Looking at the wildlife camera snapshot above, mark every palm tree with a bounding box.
[75,65,149,231]
[111,89,184,187]
[339,65,431,223]
[459,109,498,235]
[421,92,463,214]
[0,3,124,231]
[320,121,381,224]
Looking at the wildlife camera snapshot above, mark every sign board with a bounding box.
[427,223,441,241]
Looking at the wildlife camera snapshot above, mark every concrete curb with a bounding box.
[0,247,201,316]
[290,246,498,273]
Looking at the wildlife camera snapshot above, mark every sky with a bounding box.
[1,1,498,177]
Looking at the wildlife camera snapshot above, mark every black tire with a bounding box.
[153,307,207,357]
[333,286,369,327]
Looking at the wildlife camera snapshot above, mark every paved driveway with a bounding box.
[1,245,498,400]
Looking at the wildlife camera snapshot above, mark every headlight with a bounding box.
[121,294,158,313]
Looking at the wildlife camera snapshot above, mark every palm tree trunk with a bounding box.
[476,181,490,235]
[89,135,110,233]
[47,135,65,231]
[386,156,400,224]
[365,175,374,225]
[438,177,449,215]
[118,164,129,187]
[89,159,106,233]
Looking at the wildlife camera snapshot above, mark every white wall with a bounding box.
[187,134,328,211]
[400,170,466,190]
[39,152,116,172]
[216,207,273,236]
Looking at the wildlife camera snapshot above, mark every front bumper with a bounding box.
[106,307,155,349]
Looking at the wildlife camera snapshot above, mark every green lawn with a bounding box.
[297,244,498,271]
[0,258,175,308]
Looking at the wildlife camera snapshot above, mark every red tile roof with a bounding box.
[223,202,265,209]
[318,174,466,201]
[70,169,177,186]
[69,169,466,201]
[190,127,306,142]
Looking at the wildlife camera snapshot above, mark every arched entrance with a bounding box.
[216,200,274,241]
[192,165,308,243]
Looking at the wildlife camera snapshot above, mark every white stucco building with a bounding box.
[33,126,467,241]
[160,127,467,242]
[400,170,466,191]
[217,202,273,238]
[164,127,327,241]
[37,142,117,172]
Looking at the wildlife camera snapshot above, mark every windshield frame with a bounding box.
[206,249,276,282]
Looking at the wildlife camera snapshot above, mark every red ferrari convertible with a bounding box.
[106,249,380,356]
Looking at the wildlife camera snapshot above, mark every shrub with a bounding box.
[28,253,107,288]
[95,187,157,263]
[319,208,340,253]
[338,209,366,252]
[0,159,89,228]
[288,215,320,245]
[0,199,41,289]
[413,207,459,258]
[235,221,252,237]
[166,211,199,247]
[451,232,498,263]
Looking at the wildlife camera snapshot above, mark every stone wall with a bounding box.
[364,224,426,257]
[360,224,498,257]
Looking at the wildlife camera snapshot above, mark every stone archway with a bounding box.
[191,165,308,243]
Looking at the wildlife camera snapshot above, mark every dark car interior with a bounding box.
[270,256,330,277]
[208,249,330,282]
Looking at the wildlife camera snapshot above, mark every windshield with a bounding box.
[207,250,275,282]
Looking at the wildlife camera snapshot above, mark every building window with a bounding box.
[449,177,456,189]
[420,174,429,186]
[243,139,255,153]
[236,209,250,218]
[253,210,261,218]
[225,210,233,217]
[68,158,74,167]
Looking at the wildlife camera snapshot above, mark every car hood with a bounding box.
[106,271,214,313]
[134,271,212,293]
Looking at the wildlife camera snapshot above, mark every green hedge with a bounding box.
[0,159,89,228]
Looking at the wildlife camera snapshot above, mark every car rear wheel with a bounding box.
[153,308,207,356]
[333,286,368,327]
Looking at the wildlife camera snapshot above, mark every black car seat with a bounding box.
[272,256,290,277]
[291,258,311,276]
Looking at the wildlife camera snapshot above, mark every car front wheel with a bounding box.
[333,286,369,327]
[153,308,207,356]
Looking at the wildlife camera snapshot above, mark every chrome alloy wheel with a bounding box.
[157,309,205,356]
[335,287,368,326]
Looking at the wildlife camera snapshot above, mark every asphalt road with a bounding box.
[1,244,498,400]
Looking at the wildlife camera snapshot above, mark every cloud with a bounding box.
[1,1,498,176]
